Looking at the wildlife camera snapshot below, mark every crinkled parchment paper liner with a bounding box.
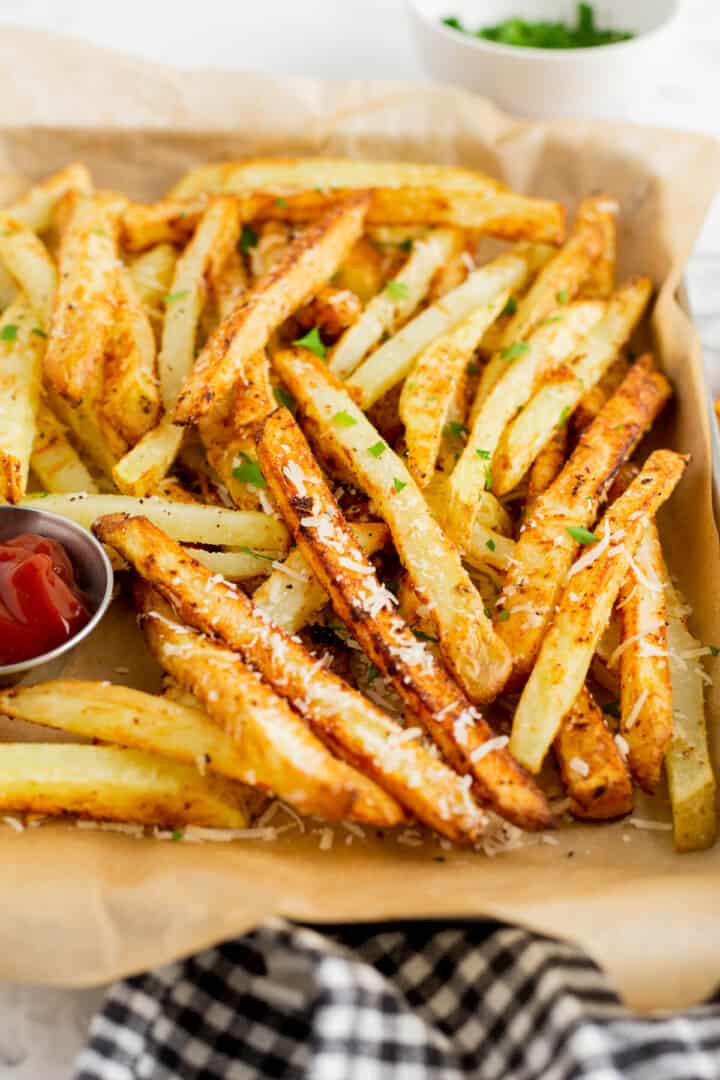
[0,28,719,1008]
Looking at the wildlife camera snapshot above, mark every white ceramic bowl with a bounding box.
[408,0,680,118]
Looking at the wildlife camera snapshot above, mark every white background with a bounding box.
[0,1,718,1075]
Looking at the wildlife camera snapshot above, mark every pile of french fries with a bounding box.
[0,158,715,852]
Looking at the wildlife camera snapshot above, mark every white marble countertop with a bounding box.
[0,2,717,1076]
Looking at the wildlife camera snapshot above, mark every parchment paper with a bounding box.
[0,27,719,1009]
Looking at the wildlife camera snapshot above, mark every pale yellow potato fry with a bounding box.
[103,267,161,445]
[0,298,43,502]
[30,401,99,494]
[497,357,672,682]
[510,450,687,772]
[95,513,487,844]
[111,417,184,496]
[129,243,178,339]
[168,158,566,241]
[493,278,652,496]
[554,685,632,820]
[258,407,551,830]
[175,197,369,424]
[463,523,516,575]
[330,229,458,379]
[617,523,673,794]
[0,216,57,329]
[664,578,717,852]
[185,547,274,581]
[152,478,199,503]
[445,300,604,547]
[20,493,289,551]
[399,294,511,489]
[581,198,617,299]
[253,522,389,632]
[248,221,292,281]
[347,246,548,409]
[422,473,513,540]
[272,347,511,705]
[0,744,249,829]
[574,354,630,432]
[0,263,16,310]
[212,247,248,321]
[472,195,610,411]
[3,163,93,233]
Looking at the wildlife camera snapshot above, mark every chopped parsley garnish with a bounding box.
[238,224,258,253]
[393,478,407,492]
[566,525,600,545]
[444,420,468,440]
[502,295,518,316]
[557,405,571,428]
[556,288,569,304]
[501,341,529,361]
[486,538,496,552]
[483,463,493,491]
[275,197,288,208]
[368,441,387,458]
[399,237,414,253]
[412,628,439,643]
[0,323,18,341]
[232,451,267,488]
[273,385,296,413]
[171,829,184,842]
[441,5,633,50]
[331,410,357,428]
[603,700,621,719]
[466,361,481,376]
[710,645,719,657]
[239,546,275,562]
[163,290,189,304]
[475,448,491,459]
[386,279,410,301]
[497,609,510,622]
[293,326,326,359]
[366,662,381,685]
[31,327,47,338]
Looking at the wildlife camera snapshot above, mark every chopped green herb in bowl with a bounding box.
[441,4,633,49]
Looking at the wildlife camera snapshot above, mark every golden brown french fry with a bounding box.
[211,247,249,321]
[257,407,551,830]
[121,194,213,252]
[0,216,57,329]
[330,229,458,379]
[30,401,99,494]
[573,354,630,432]
[510,449,687,772]
[94,514,487,844]
[616,524,673,793]
[0,743,250,829]
[472,195,611,410]
[129,242,178,336]
[4,163,93,233]
[137,589,404,825]
[0,299,44,502]
[253,522,389,632]
[492,279,652,496]
[102,267,161,445]
[580,198,617,299]
[496,356,671,682]
[347,246,549,410]
[174,197,370,425]
[526,426,567,508]
[272,347,511,705]
[445,300,604,547]
[554,685,633,819]
[295,285,362,343]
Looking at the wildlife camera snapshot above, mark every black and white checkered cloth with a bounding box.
[74,919,720,1079]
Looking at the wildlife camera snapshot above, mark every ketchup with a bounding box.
[0,533,90,665]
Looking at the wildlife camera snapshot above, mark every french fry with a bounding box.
[211,247,248,321]
[399,296,512,489]
[422,473,513,539]
[94,514,488,844]
[272,347,511,704]
[445,300,604,547]
[497,356,672,681]
[616,524,673,793]
[129,242,178,335]
[102,267,161,445]
[257,408,551,830]
[664,577,717,852]
[168,158,566,241]
[185,547,273,581]
[526,426,567,508]
[573,354,630,432]
[0,263,16,310]
[347,246,549,409]
[20,493,288,551]
[30,401,99,494]
[248,221,292,281]
[0,744,250,829]
[137,590,404,825]
[581,198,617,299]
[253,522,389,632]
[510,449,688,773]
[295,285,362,343]
[174,197,370,424]
[330,229,458,379]
[121,194,213,252]
[493,278,652,496]
[4,163,93,233]
[0,216,57,329]
[0,299,44,502]
[472,195,611,411]
[554,685,633,819]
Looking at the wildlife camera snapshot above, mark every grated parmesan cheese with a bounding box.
[570,757,590,778]
[470,735,509,763]
[623,688,649,731]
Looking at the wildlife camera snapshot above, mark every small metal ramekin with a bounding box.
[0,505,114,687]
